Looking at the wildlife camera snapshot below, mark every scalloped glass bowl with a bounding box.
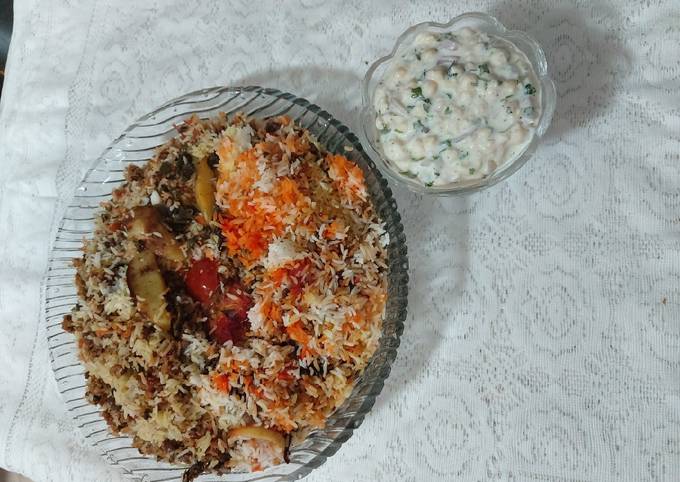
[43,86,408,482]
[361,12,557,195]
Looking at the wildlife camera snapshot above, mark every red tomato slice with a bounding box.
[201,278,252,345]
[210,312,248,345]
[185,258,220,304]
[217,282,253,319]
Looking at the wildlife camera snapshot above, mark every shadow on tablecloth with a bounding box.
[491,1,632,142]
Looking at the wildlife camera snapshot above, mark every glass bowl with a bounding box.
[361,11,557,195]
[43,86,409,482]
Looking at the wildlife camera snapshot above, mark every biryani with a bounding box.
[62,113,389,480]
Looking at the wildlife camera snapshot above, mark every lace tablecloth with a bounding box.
[1,1,679,481]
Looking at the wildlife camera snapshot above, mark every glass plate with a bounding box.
[43,86,409,482]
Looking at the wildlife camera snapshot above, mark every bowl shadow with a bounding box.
[234,66,364,135]
[490,1,631,142]
[372,186,471,412]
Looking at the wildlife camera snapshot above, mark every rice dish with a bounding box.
[62,113,389,480]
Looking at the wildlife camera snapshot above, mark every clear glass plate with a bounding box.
[43,86,409,482]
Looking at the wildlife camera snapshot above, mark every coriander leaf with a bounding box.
[469,168,476,175]
[425,181,434,187]
[411,86,431,105]
[414,120,430,133]
[479,63,490,74]
[459,151,469,160]
[524,83,536,95]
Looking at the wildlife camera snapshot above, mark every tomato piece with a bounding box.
[217,282,253,319]
[206,280,252,345]
[185,258,220,304]
[210,312,248,345]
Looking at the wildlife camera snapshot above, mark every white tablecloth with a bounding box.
[1,1,680,481]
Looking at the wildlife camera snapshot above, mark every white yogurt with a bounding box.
[373,27,541,186]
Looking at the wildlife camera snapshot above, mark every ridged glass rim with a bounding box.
[43,86,409,482]
[361,11,557,195]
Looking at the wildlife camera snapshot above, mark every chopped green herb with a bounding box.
[505,106,513,115]
[425,181,434,187]
[504,94,514,100]
[479,63,490,74]
[414,120,430,133]
[447,65,459,78]
[459,151,469,160]
[411,86,431,105]
[524,83,536,95]
[444,139,453,148]
[435,171,441,177]
[379,126,390,134]
[444,106,452,114]
[415,52,422,61]
[469,168,476,175]
[445,93,453,99]
[394,129,405,134]
[522,107,535,117]
[423,103,431,113]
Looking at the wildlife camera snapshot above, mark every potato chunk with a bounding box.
[227,426,286,449]
[127,206,184,267]
[194,157,215,222]
[126,251,171,331]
